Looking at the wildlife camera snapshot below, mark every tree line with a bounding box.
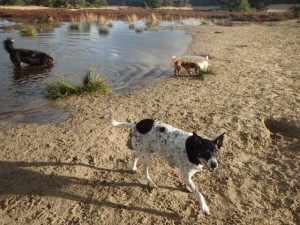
[0,0,298,10]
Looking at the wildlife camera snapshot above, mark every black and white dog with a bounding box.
[4,38,55,68]
[110,112,225,214]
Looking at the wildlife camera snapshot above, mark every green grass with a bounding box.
[135,28,143,33]
[47,68,111,100]
[69,23,80,31]
[214,20,235,27]
[82,68,112,96]
[20,25,37,36]
[107,22,113,28]
[196,67,216,78]
[128,23,135,30]
[98,26,110,37]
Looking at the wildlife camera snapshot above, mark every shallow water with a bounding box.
[0,20,192,129]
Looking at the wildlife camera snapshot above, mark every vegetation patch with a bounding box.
[196,67,217,78]
[46,68,111,99]
[0,7,296,23]
[98,25,110,36]
[19,24,36,36]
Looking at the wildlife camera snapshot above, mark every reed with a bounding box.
[46,77,78,100]
[135,28,143,33]
[20,25,36,37]
[46,68,111,100]
[98,25,110,37]
[98,15,107,25]
[127,14,138,23]
[151,13,161,22]
[69,23,80,31]
[128,23,135,30]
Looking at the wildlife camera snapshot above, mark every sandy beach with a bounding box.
[0,19,299,224]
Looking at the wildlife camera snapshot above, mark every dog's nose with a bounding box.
[210,161,218,169]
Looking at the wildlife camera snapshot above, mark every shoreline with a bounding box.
[0,20,299,224]
[0,5,297,22]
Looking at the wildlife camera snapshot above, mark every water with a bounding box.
[0,20,192,129]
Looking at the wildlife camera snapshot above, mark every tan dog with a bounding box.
[171,56,200,75]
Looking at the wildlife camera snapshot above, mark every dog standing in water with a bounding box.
[4,38,55,68]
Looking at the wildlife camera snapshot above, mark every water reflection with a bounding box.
[0,20,192,129]
[13,65,54,82]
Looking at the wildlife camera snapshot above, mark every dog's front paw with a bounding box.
[148,182,157,188]
[186,185,193,193]
[201,204,210,215]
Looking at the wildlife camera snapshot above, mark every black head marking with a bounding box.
[214,133,225,149]
[185,133,202,165]
[186,132,221,165]
[136,119,154,134]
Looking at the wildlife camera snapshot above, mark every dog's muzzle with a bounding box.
[199,158,218,172]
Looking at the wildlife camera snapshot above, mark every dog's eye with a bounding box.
[205,149,212,154]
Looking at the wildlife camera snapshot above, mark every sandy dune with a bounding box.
[0,20,299,224]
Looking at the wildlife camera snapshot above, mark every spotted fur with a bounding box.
[110,112,225,215]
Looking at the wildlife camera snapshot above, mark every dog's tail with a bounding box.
[109,111,135,129]
[205,56,209,61]
[171,56,177,63]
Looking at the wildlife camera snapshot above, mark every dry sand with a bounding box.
[0,20,299,224]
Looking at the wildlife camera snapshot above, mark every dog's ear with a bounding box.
[192,132,202,145]
[214,133,225,149]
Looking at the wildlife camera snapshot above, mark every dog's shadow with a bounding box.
[170,74,205,80]
[0,161,181,219]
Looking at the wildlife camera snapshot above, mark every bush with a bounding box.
[46,77,79,99]
[20,25,36,36]
[47,68,111,99]
[82,68,112,96]
[219,0,251,12]
[98,25,110,37]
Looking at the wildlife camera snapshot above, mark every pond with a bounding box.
[0,19,192,130]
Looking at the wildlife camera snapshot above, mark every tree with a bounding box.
[162,0,173,6]
[190,0,218,6]
[249,0,269,9]
[218,0,251,11]
[89,0,107,6]
[144,0,162,8]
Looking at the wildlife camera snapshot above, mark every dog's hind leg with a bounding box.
[139,152,157,188]
[181,169,210,214]
[132,157,139,172]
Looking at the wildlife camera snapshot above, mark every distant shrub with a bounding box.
[135,28,143,33]
[98,25,110,36]
[128,23,135,30]
[20,25,36,36]
[219,0,251,12]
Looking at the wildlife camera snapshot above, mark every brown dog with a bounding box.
[171,56,200,75]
